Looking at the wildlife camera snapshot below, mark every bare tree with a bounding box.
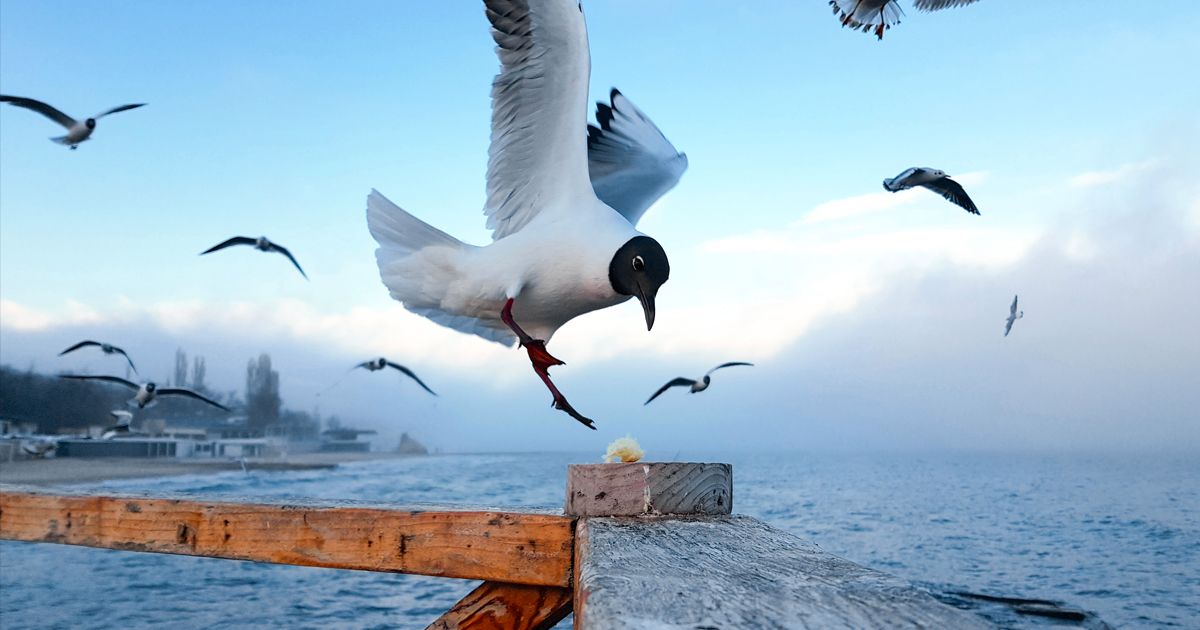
[173,348,188,387]
[191,356,207,393]
[245,353,281,428]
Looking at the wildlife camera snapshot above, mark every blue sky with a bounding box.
[1,1,1197,452]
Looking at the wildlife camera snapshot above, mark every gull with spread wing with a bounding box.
[828,0,983,40]
[1005,295,1024,337]
[0,95,145,149]
[200,236,308,280]
[353,358,437,396]
[366,0,687,429]
[883,167,980,215]
[58,340,139,375]
[644,362,754,405]
[102,410,134,440]
[59,375,230,411]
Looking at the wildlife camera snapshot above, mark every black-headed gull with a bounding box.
[1005,295,1023,337]
[200,236,308,279]
[102,410,134,440]
[59,375,230,411]
[645,362,754,405]
[828,0,982,40]
[354,358,437,396]
[367,0,686,429]
[883,167,980,215]
[58,340,138,374]
[0,95,145,149]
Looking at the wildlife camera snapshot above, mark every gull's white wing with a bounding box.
[587,89,688,226]
[1010,294,1019,316]
[913,0,982,12]
[484,0,596,240]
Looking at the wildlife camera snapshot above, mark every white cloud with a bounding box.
[1069,159,1159,188]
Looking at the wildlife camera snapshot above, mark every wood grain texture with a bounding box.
[565,463,731,517]
[0,486,574,587]
[428,581,572,630]
[574,516,994,629]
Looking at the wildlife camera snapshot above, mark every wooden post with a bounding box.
[565,462,731,517]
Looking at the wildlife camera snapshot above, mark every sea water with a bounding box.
[0,452,1196,628]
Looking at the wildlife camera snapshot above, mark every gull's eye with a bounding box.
[632,255,645,271]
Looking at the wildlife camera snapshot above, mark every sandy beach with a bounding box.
[0,452,408,487]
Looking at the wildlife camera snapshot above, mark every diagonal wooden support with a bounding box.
[428,581,572,630]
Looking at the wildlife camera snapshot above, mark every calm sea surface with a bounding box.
[0,452,1196,629]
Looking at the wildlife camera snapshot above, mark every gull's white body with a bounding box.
[371,191,636,344]
[132,384,156,408]
[368,0,685,347]
[56,121,94,146]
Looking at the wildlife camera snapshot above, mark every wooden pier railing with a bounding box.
[0,463,991,629]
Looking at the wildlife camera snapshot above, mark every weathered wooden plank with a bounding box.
[427,581,572,630]
[0,487,574,587]
[574,516,993,629]
[565,463,731,517]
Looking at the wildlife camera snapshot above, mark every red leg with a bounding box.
[501,298,596,429]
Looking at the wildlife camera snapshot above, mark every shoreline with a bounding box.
[0,452,413,487]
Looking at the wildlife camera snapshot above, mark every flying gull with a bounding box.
[59,375,230,411]
[366,0,687,429]
[1004,294,1023,337]
[102,410,134,440]
[0,95,145,149]
[353,358,437,396]
[828,0,983,40]
[59,340,138,374]
[200,236,308,279]
[883,167,980,215]
[645,362,754,405]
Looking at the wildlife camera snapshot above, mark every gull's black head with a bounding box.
[85,118,96,129]
[609,236,669,330]
[145,382,156,392]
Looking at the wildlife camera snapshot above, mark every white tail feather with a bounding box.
[365,190,516,347]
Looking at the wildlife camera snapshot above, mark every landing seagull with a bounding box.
[0,95,145,149]
[828,0,982,40]
[1004,294,1023,337]
[645,362,754,405]
[59,340,138,374]
[883,167,980,215]
[59,375,230,411]
[366,0,686,429]
[353,358,437,396]
[200,236,308,279]
[102,410,134,440]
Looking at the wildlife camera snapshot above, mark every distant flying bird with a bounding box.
[58,340,138,374]
[828,0,982,40]
[59,375,230,411]
[102,410,134,440]
[644,362,754,405]
[0,95,146,149]
[354,358,437,396]
[200,236,308,279]
[883,167,980,215]
[1004,295,1024,337]
[366,1,686,430]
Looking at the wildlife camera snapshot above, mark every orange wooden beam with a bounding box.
[0,486,574,587]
